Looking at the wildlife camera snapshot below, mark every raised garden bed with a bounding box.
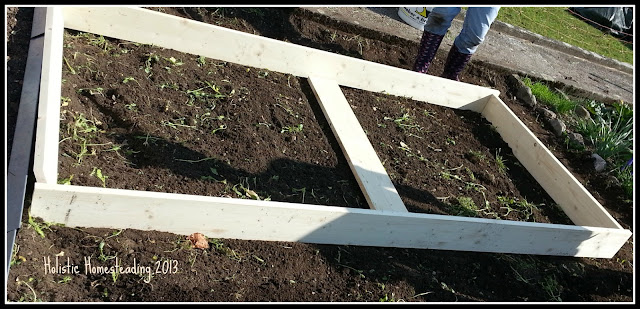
[8,6,634,302]
[27,7,631,259]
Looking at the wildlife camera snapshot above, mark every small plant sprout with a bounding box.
[58,276,72,284]
[165,56,184,66]
[90,167,108,187]
[196,55,207,66]
[292,187,307,203]
[60,96,71,107]
[77,87,105,97]
[495,149,508,174]
[143,52,159,76]
[122,76,140,85]
[124,103,137,111]
[28,213,47,238]
[97,241,117,262]
[87,34,111,51]
[280,124,303,134]
[258,70,269,78]
[63,57,77,74]
[57,174,74,185]
[212,124,227,134]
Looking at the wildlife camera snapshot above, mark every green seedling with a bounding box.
[159,82,179,90]
[164,56,183,66]
[379,293,400,302]
[440,171,463,181]
[281,124,303,134]
[77,87,105,97]
[90,167,108,187]
[161,118,196,130]
[57,174,74,185]
[122,76,140,85]
[467,150,486,163]
[63,57,77,74]
[143,53,159,75]
[111,261,120,283]
[196,55,207,66]
[60,96,71,107]
[10,244,27,267]
[58,276,72,284]
[292,187,307,203]
[28,213,48,238]
[446,137,456,145]
[97,241,117,262]
[211,124,227,134]
[540,275,563,302]
[275,102,297,118]
[497,196,538,221]
[124,103,137,110]
[87,34,111,51]
[495,149,508,174]
[384,112,421,131]
[16,277,39,302]
[329,30,337,42]
[449,196,478,217]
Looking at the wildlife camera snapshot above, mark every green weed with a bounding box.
[449,196,478,217]
[143,52,159,76]
[384,111,421,131]
[63,57,77,74]
[57,174,74,185]
[28,213,49,238]
[122,76,140,86]
[495,149,508,174]
[281,123,303,134]
[90,167,108,187]
[196,55,207,66]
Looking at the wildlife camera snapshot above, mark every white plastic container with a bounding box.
[398,7,433,31]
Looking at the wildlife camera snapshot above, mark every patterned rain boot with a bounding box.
[441,44,473,81]
[413,31,445,74]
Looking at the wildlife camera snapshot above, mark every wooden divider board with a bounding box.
[33,7,64,184]
[28,6,632,258]
[59,6,498,111]
[30,183,632,258]
[308,76,407,212]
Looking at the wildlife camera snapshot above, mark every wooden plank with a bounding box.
[33,7,64,184]
[481,94,623,229]
[30,183,631,258]
[308,76,407,212]
[60,6,498,111]
[7,34,44,232]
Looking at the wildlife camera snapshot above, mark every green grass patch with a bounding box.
[521,77,576,114]
[496,7,632,64]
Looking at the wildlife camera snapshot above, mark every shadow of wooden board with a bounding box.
[29,7,631,258]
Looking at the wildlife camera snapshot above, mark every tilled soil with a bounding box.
[6,7,633,302]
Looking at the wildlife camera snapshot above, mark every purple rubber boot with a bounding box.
[413,31,445,74]
[441,44,473,81]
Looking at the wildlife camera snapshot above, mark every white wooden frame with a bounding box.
[29,6,631,258]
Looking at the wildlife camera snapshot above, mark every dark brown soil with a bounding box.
[6,7,633,302]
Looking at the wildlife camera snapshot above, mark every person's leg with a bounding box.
[441,7,500,80]
[413,7,460,73]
